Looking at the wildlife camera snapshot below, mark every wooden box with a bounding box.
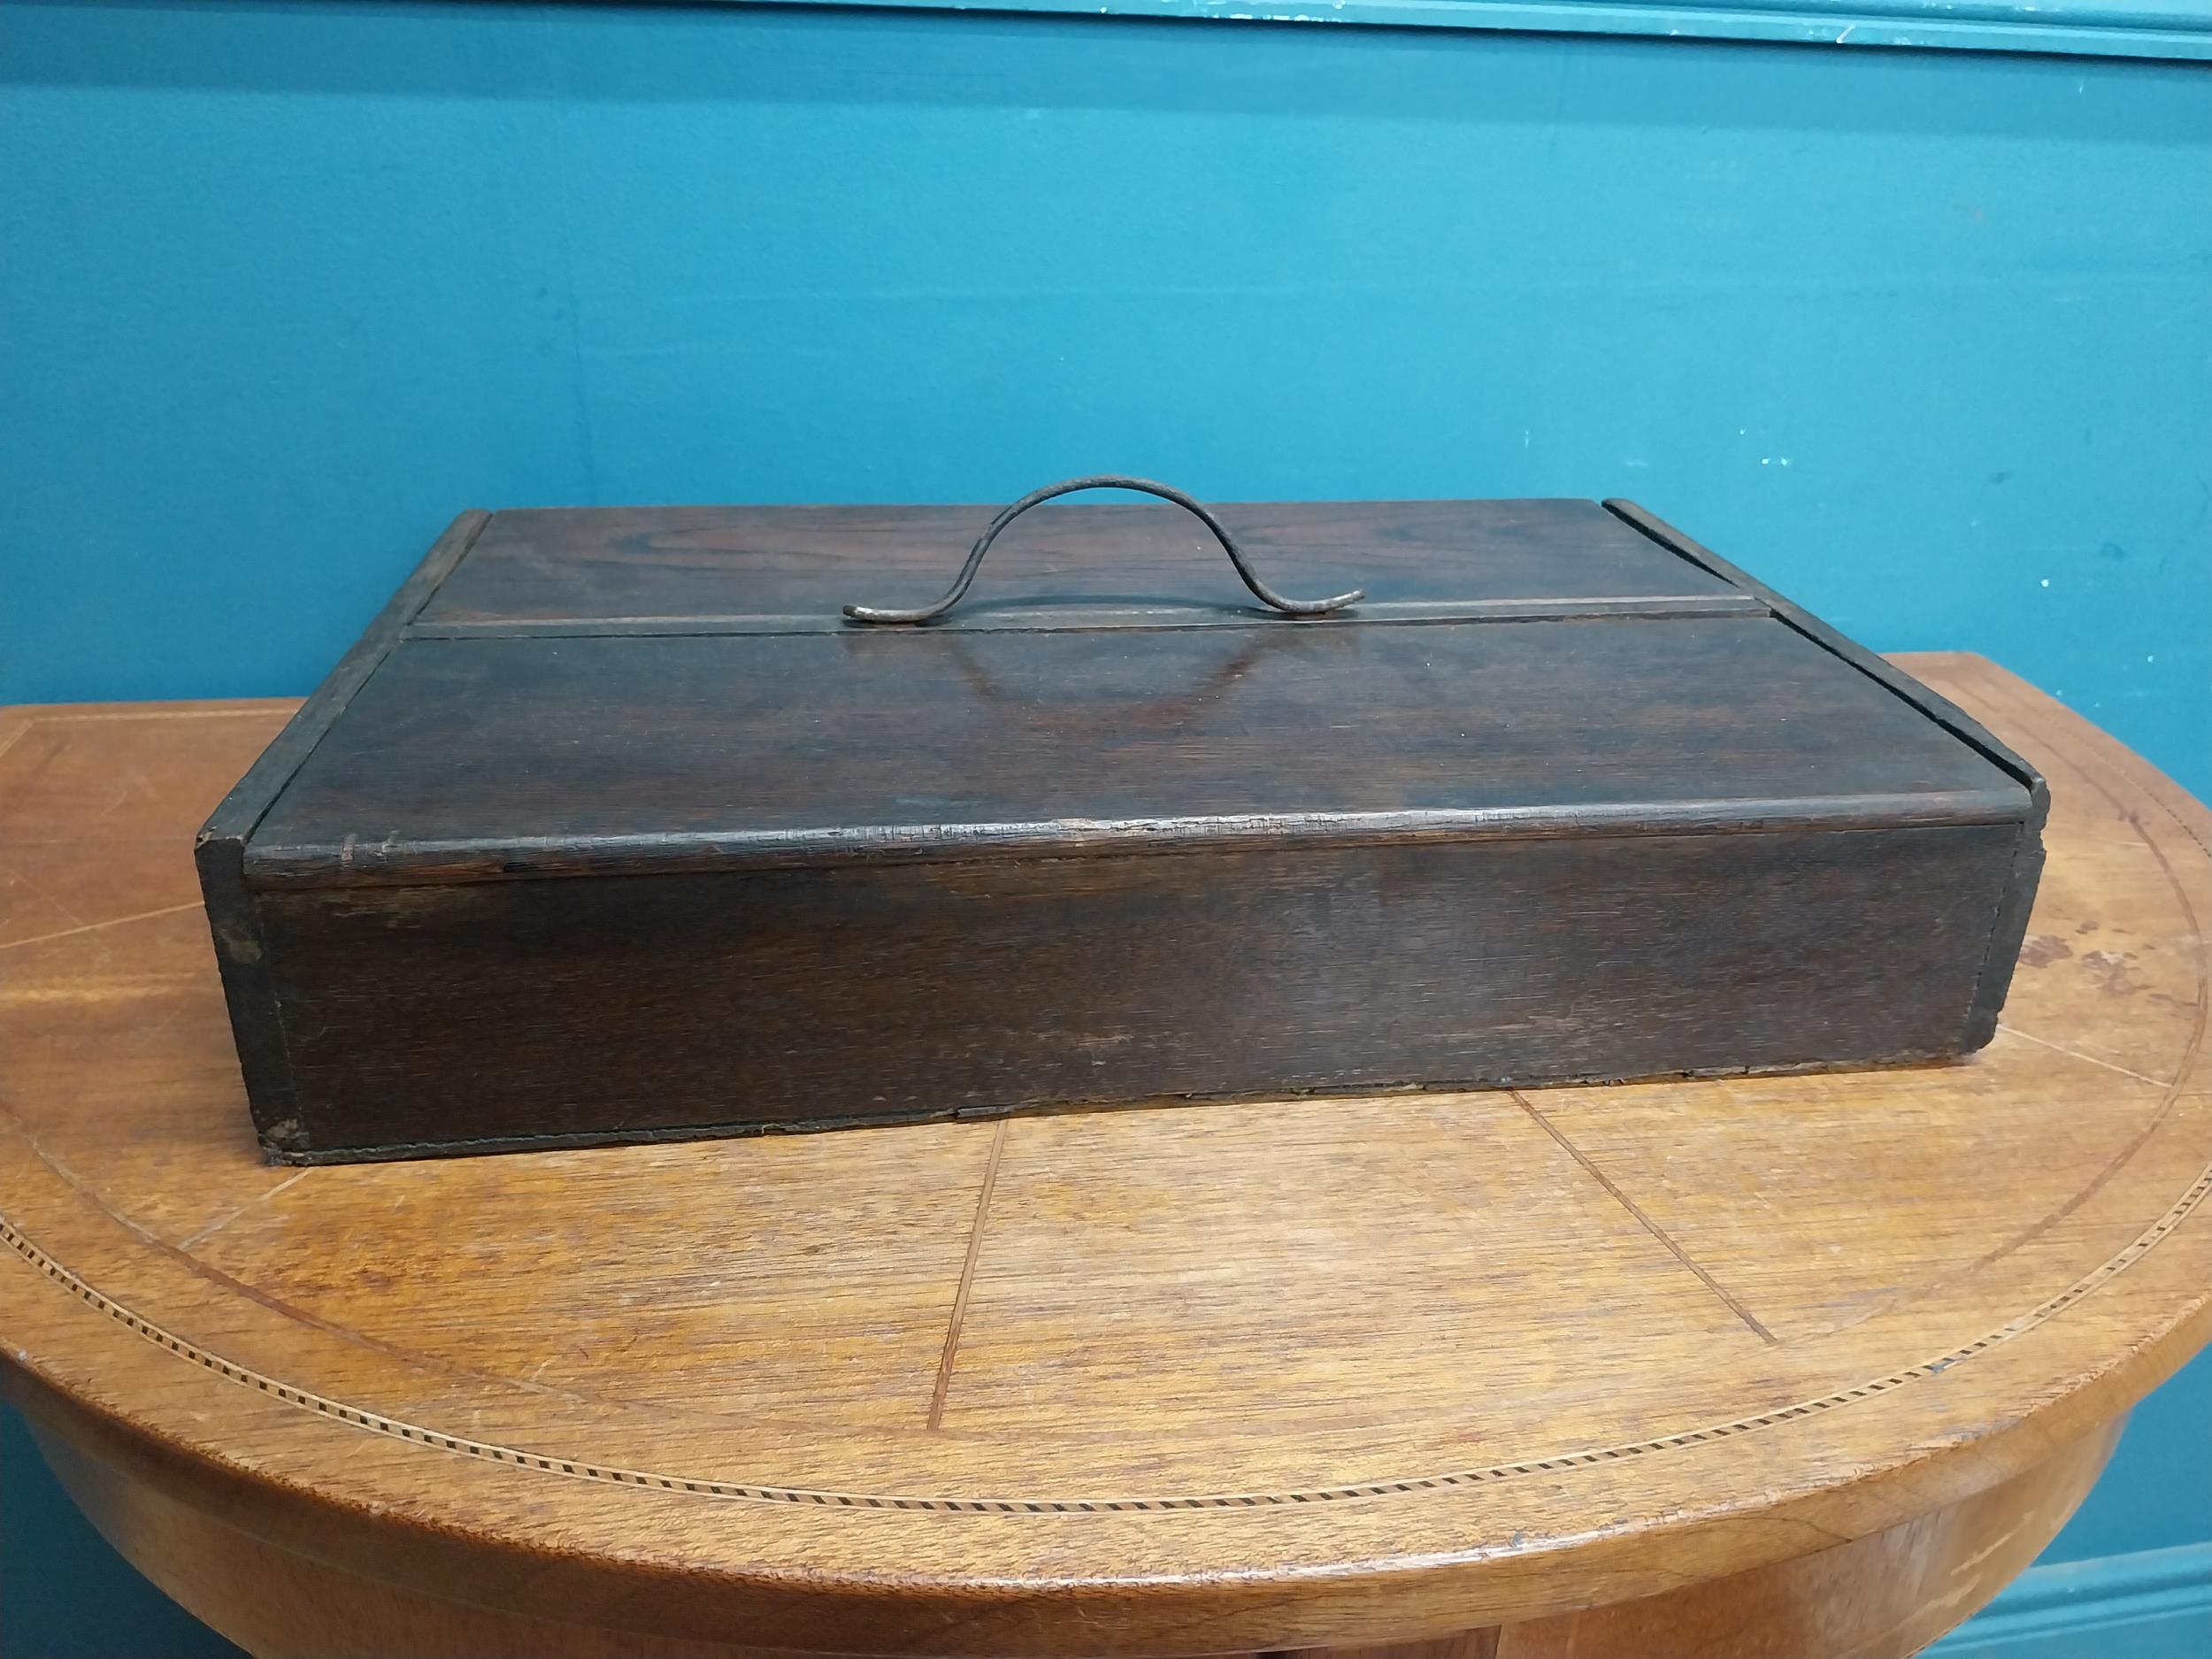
[197,486,2046,1164]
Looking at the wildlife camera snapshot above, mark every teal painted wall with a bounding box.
[1,3,2207,1654]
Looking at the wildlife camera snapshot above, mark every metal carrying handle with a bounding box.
[841,475,1364,625]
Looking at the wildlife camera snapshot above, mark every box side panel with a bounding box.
[1964,824,2047,1049]
[255,823,2021,1163]
[190,840,303,1147]
[194,510,489,1148]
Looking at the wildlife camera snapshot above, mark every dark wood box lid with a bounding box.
[239,499,2035,888]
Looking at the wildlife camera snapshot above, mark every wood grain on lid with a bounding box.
[246,617,2027,884]
[418,498,1740,626]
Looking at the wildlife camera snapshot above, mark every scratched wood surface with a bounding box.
[0,656,2207,1659]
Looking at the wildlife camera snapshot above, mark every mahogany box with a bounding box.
[197,483,2047,1164]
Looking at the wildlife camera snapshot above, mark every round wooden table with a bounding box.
[2,654,2207,1659]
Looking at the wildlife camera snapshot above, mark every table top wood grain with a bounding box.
[1,655,2206,1657]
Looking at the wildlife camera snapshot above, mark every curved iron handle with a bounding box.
[841,475,1364,625]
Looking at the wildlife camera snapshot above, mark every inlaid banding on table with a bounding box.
[4,1144,2208,1514]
